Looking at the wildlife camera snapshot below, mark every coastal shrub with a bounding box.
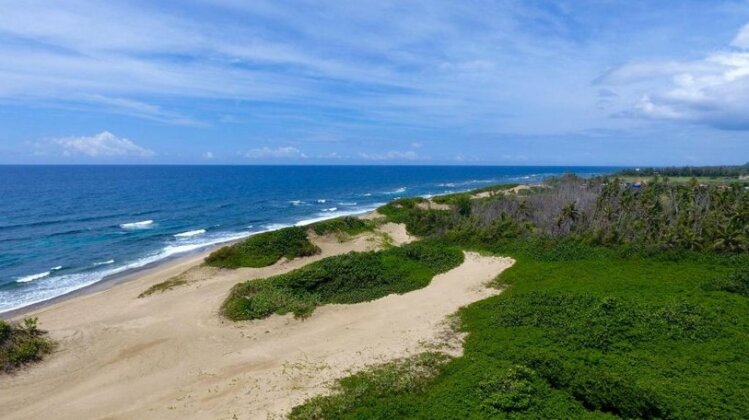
[205,226,320,268]
[310,217,375,237]
[291,239,749,418]
[222,240,464,321]
[378,199,458,237]
[1,317,54,373]
[705,267,749,296]
[289,353,449,420]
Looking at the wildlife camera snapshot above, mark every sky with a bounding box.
[2,1,749,165]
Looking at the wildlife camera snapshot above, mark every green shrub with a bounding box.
[291,240,749,418]
[1,317,54,373]
[479,365,538,412]
[289,353,449,420]
[310,217,374,236]
[706,267,749,296]
[378,199,458,237]
[222,240,464,321]
[205,227,320,268]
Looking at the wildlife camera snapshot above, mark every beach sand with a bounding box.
[0,221,513,419]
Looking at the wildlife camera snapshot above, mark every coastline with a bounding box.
[1,246,218,320]
[0,205,516,418]
[1,208,381,320]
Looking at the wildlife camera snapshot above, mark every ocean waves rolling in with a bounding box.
[0,165,615,313]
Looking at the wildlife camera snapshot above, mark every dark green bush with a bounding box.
[222,240,464,320]
[706,267,749,296]
[205,227,320,268]
[310,217,374,236]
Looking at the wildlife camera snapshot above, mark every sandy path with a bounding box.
[0,233,512,419]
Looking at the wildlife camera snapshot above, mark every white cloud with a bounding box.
[53,131,154,158]
[245,146,307,159]
[202,151,215,159]
[732,23,749,49]
[600,23,749,130]
[358,150,421,161]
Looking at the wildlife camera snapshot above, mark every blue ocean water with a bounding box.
[0,165,615,313]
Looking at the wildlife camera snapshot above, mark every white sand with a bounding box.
[0,228,513,420]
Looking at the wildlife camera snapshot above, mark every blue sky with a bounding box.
[2,0,749,165]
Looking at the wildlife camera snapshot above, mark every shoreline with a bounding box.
[1,208,382,320]
[2,181,537,319]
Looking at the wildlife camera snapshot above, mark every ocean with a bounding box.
[0,165,615,313]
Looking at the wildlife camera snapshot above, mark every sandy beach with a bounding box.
[0,220,513,419]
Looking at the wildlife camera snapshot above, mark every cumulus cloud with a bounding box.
[245,146,307,159]
[53,131,155,158]
[600,23,749,130]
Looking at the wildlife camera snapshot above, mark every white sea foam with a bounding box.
[174,229,206,238]
[263,223,292,231]
[339,202,357,206]
[51,266,63,271]
[321,207,338,212]
[120,220,154,230]
[0,230,255,313]
[290,200,304,206]
[294,204,383,227]
[385,187,407,194]
[16,271,50,283]
[317,199,327,203]
[93,259,115,266]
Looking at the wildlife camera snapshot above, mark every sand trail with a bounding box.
[0,231,513,420]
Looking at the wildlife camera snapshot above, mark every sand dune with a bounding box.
[0,229,513,419]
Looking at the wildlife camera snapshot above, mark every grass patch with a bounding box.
[291,240,749,418]
[221,240,464,321]
[138,274,189,298]
[310,217,376,237]
[205,226,320,269]
[1,317,54,373]
[289,353,450,420]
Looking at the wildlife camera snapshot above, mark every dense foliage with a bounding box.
[292,241,749,419]
[311,217,375,236]
[292,175,749,419]
[205,226,320,268]
[222,240,464,320]
[618,164,749,178]
[1,317,53,373]
[389,175,749,252]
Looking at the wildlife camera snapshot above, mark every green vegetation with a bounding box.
[292,174,749,418]
[432,183,520,205]
[138,274,188,298]
[222,240,464,320]
[618,163,749,178]
[205,226,320,268]
[1,317,54,373]
[292,241,749,419]
[385,175,749,252]
[378,198,458,236]
[310,217,376,237]
[290,353,450,420]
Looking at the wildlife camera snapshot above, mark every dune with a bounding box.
[0,227,513,420]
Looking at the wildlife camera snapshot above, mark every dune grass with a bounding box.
[291,240,749,418]
[221,240,464,321]
[1,317,54,373]
[138,274,188,298]
[205,226,320,269]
